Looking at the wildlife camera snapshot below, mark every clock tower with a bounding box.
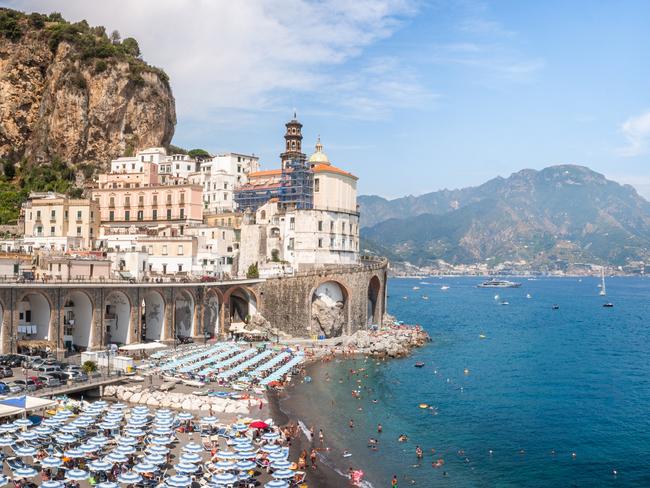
[280,112,305,168]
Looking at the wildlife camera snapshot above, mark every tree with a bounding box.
[246,263,259,279]
[121,37,140,57]
[168,144,188,155]
[2,160,15,180]
[188,148,210,159]
[109,29,121,44]
[81,360,97,374]
[271,249,280,262]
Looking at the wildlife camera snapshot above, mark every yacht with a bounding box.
[599,267,607,296]
[477,279,522,288]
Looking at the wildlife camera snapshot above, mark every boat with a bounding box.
[422,296,429,300]
[526,293,532,299]
[603,302,614,308]
[414,362,425,368]
[500,301,509,306]
[478,279,522,288]
[552,304,560,310]
[440,285,450,291]
[413,286,421,290]
[599,267,607,296]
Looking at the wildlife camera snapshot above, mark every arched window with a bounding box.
[260,210,266,220]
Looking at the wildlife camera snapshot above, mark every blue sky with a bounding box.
[6,0,650,198]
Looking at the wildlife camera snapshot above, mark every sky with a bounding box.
[4,0,650,199]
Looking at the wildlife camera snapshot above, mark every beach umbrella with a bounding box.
[267,451,288,462]
[41,480,64,488]
[18,431,38,441]
[105,452,128,464]
[14,418,32,428]
[236,449,257,460]
[97,422,119,430]
[88,460,113,472]
[179,453,202,464]
[165,475,192,487]
[40,457,64,469]
[0,424,17,433]
[64,448,85,458]
[34,426,53,436]
[265,481,289,488]
[13,467,38,479]
[0,476,9,488]
[112,402,128,409]
[97,482,119,488]
[116,444,136,455]
[90,435,110,446]
[42,419,62,427]
[55,434,77,444]
[146,445,169,455]
[174,462,198,473]
[71,419,93,428]
[231,423,247,432]
[132,406,149,414]
[176,412,193,421]
[233,442,254,452]
[261,444,281,453]
[144,453,166,465]
[156,409,172,416]
[262,432,280,441]
[14,446,37,457]
[150,436,172,446]
[212,460,235,471]
[200,416,218,424]
[133,462,157,474]
[55,410,73,418]
[80,443,101,454]
[65,468,89,481]
[152,428,172,436]
[117,472,142,484]
[249,421,269,429]
[0,437,13,447]
[270,460,291,470]
[154,419,174,427]
[235,460,256,471]
[215,450,237,460]
[272,469,294,480]
[211,472,237,485]
[59,424,78,434]
[94,401,108,408]
[182,442,202,453]
[125,428,146,437]
[117,436,137,446]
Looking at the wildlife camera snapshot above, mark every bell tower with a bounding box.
[280,112,305,169]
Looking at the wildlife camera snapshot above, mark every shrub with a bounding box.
[246,263,260,279]
[94,59,107,73]
[81,360,97,374]
[0,9,23,41]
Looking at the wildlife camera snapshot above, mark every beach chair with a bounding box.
[6,456,25,471]
[290,471,306,486]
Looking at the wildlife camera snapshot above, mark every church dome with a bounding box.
[308,137,330,165]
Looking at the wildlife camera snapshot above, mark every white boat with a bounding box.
[441,285,450,291]
[413,286,421,290]
[526,293,532,299]
[599,267,607,296]
[494,294,500,300]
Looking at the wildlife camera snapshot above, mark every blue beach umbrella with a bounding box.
[152,428,171,436]
[55,434,77,444]
[105,452,128,464]
[14,446,37,457]
[144,453,166,465]
[212,460,235,471]
[14,419,32,428]
[88,460,113,472]
[267,451,288,462]
[235,460,256,471]
[125,428,145,437]
[41,480,64,488]
[42,419,61,427]
[133,462,157,474]
[270,460,291,470]
[146,445,169,455]
[80,443,101,454]
[116,444,136,455]
[65,468,89,481]
[13,467,38,478]
[179,453,201,464]
[182,442,202,453]
[34,426,53,436]
[18,431,38,441]
[165,474,192,487]
[150,436,172,446]
[211,472,237,485]
[272,469,294,480]
[174,462,198,473]
[215,450,237,460]
[59,425,79,434]
[118,471,142,484]
[0,424,17,433]
[156,409,172,416]
[261,444,281,453]
[176,412,192,421]
[117,436,137,446]
[40,457,64,469]
[0,437,13,447]
[200,416,218,424]
[261,432,280,441]
[97,422,119,430]
[236,449,257,460]
[97,482,119,488]
[265,481,289,488]
[233,441,254,451]
[231,423,247,432]
[64,448,85,458]
[0,476,9,488]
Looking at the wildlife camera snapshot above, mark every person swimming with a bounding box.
[415,446,423,459]
[398,434,408,442]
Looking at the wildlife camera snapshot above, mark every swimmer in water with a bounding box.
[398,434,408,442]
[349,419,354,429]
[416,446,423,459]
[377,423,383,433]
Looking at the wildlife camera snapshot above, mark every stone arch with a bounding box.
[310,280,349,338]
[174,288,195,339]
[62,290,94,351]
[142,290,166,342]
[17,291,53,343]
[105,291,131,346]
[367,275,381,327]
[225,286,258,324]
[203,288,222,339]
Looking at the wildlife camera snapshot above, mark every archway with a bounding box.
[228,287,257,324]
[367,276,381,327]
[174,290,195,339]
[105,291,131,345]
[311,281,348,338]
[142,290,165,342]
[203,291,221,339]
[18,292,51,341]
[63,291,93,352]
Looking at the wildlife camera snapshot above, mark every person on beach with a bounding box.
[318,429,324,444]
[310,448,317,469]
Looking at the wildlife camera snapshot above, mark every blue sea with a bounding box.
[280,276,650,487]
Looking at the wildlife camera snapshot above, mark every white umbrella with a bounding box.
[40,457,64,469]
[125,428,145,438]
[18,431,38,441]
[42,419,62,427]
[236,449,257,460]
[41,481,64,488]
[174,462,198,473]
[146,445,169,455]
[165,474,192,487]
[231,423,247,432]
[80,443,101,454]
[176,412,193,421]
[267,451,288,462]
[144,453,166,465]
[261,444,281,453]
[271,460,292,470]
[116,444,136,455]
[65,468,89,481]
[179,453,202,464]
[182,442,202,453]
[133,462,157,474]
[55,434,77,444]
[236,460,256,471]
[59,425,78,434]
[13,446,36,457]
[200,416,218,424]
[211,473,237,485]
[13,467,38,479]
[213,460,235,471]
[117,472,142,484]
[14,419,32,428]
[105,453,129,464]
[214,450,237,460]
[152,428,172,436]
[265,481,289,488]
[0,437,13,447]
[64,448,85,458]
[97,482,119,488]
[150,436,172,446]
[88,460,113,472]
[272,469,295,480]
[262,432,280,441]
[34,426,53,436]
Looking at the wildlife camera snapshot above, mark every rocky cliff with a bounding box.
[0,9,176,168]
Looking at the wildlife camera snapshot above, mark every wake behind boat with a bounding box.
[477,279,522,288]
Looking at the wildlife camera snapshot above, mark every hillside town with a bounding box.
[0,115,361,283]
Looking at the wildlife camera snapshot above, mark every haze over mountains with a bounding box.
[359,165,650,269]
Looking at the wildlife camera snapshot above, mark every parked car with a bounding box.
[7,382,24,393]
[0,382,10,394]
[0,367,13,379]
[13,379,36,392]
[63,365,82,373]
[38,375,61,388]
[28,376,44,389]
[47,371,68,382]
[36,365,61,375]
[2,355,24,368]
[64,371,88,382]
[25,357,44,369]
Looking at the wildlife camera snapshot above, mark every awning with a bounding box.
[119,271,134,279]
[0,396,57,419]
[119,342,168,351]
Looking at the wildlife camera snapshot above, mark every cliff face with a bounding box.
[0,11,176,168]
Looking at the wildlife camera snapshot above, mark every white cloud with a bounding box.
[619,110,650,157]
[5,0,419,118]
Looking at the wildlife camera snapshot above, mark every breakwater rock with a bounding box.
[104,384,250,415]
[343,325,430,358]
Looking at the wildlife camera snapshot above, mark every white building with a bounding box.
[110,148,198,180]
[185,225,238,278]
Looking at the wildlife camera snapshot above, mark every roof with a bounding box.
[248,169,282,178]
[312,164,357,180]
[0,396,57,419]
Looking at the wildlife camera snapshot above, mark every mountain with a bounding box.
[360,165,650,268]
[0,9,176,169]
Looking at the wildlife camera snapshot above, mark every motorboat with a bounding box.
[414,362,425,368]
[603,302,614,308]
[478,279,521,288]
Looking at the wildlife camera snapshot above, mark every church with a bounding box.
[235,115,360,276]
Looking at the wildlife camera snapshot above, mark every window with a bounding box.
[342,222,346,233]
[109,211,114,222]
[137,210,143,221]
[180,208,185,219]
[36,210,41,219]
[109,196,115,207]
[178,264,183,272]
[178,245,184,255]
[124,210,130,221]
[76,226,81,236]
[288,238,294,250]
[162,245,168,255]
[50,226,55,236]
[315,178,320,192]
[124,196,130,207]
[148,246,153,255]
[76,210,82,220]
[36,225,43,236]
[180,193,185,204]
[166,194,172,204]
[138,195,144,206]
[152,209,157,221]
[289,217,295,230]
[318,238,323,248]
[153,195,158,205]
[166,209,172,220]
[330,221,334,232]
[224,192,228,200]
[318,220,323,231]
[51,210,56,219]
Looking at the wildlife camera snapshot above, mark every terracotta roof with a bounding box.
[312,164,357,179]
[248,169,282,178]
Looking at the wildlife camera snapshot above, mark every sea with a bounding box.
[279,276,650,487]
